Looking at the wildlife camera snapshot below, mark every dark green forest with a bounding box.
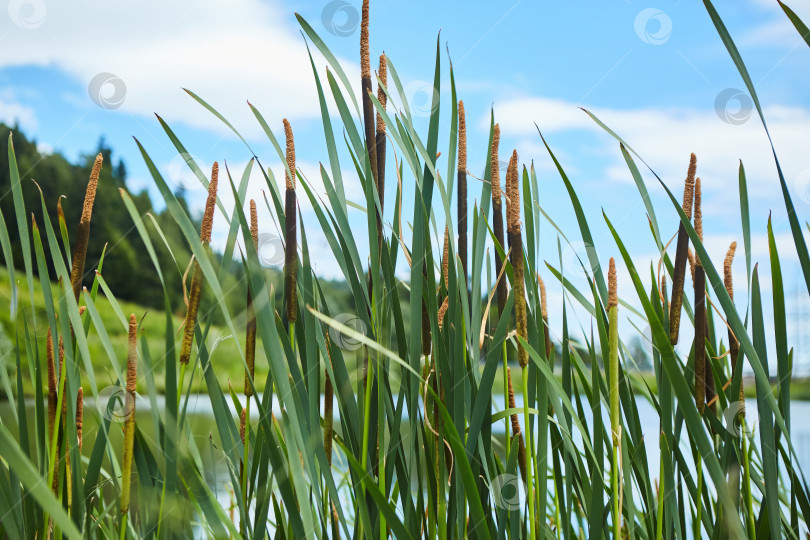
[0,124,357,322]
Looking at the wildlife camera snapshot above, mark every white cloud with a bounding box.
[488,96,810,221]
[0,0,360,137]
[0,97,36,132]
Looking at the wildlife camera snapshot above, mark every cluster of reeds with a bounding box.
[2,1,810,539]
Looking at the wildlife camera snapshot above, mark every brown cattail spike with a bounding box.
[70,153,104,302]
[76,387,83,451]
[682,153,697,220]
[284,121,299,324]
[688,248,696,283]
[669,154,698,345]
[457,100,468,287]
[283,120,296,190]
[82,154,103,223]
[249,199,259,250]
[538,273,548,319]
[694,177,703,244]
[490,124,502,204]
[376,54,387,134]
[201,162,218,244]
[506,153,529,368]
[437,297,449,331]
[490,124,507,315]
[441,225,450,288]
[121,314,138,515]
[360,0,370,78]
[724,242,743,402]
[374,53,387,225]
[608,258,618,309]
[239,408,247,444]
[505,150,520,234]
[457,101,467,173]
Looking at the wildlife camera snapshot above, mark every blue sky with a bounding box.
[2,0,810,369]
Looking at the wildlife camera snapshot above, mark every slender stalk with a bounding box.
[669,153,697,345]
[120,314,138,539]
[608,257,621,539]
[538,273,552,360]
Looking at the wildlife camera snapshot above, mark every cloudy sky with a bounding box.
[2,0,810,370]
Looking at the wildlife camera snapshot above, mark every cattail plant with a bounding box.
[669,153,697,345]
[607,257,621,539]
[69,153,103,303]
[283,119,298,325]
[724,241,743,403]
[120,314,138,537]
[179,162,218,367]
[491,124,507,315]
[505,149,535,536]
[693,178,708,414]
[441,225,450,291]
[375,53,387,249]
[360,0,378,194]
[457,100,467,286]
